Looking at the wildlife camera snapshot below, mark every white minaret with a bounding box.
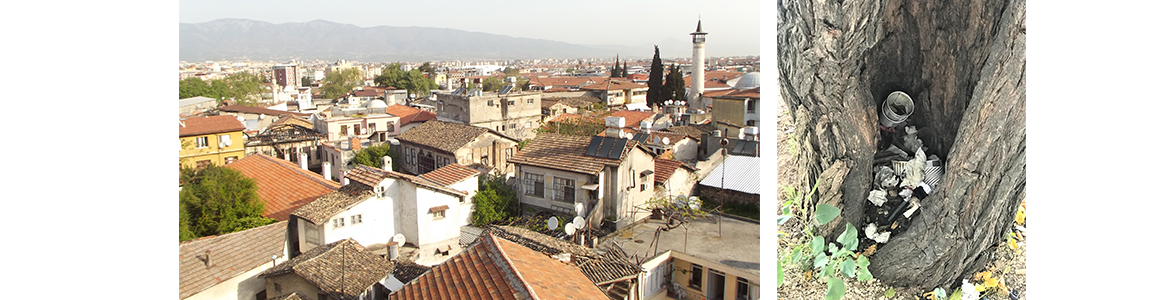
[690,19,707,105]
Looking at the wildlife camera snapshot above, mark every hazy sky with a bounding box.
[180,0,760,57]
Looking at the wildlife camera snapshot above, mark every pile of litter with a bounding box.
[860,91,944,251]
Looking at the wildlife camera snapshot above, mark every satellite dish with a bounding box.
[626,132,634,140]
[688,196,701,210]
[392,234,406,245]
[662,137,671,145]
[565,223,577,235]
[654,137,661,144]
[573,216,585,229]
[547,217,559,231]
[222,135,232,146]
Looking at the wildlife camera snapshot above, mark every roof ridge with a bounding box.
[179,219,287,245]
[257,154,340,190]
[488,235,538,299]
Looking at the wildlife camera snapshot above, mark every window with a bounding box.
[746,99,756,112]
[432,210,446,219]
[369,123,376,133]
[641,182,647,192]
[387,122,394,133]
[524,173,545,198]
[509,123,516,129]
[508,100,515,105]
[351,214,362,224]
[736,277,750,300]
[318,293,328,300]
[340,125,349,136]
[527,98,534,104]
[481,155,489,166]
[690,264,703,290]
[506,148,513,159]
[488,100,494,106]
[333,217,346,228]
[746,120,757,126]
[195,136,209,148]
[219,134,231,147]
[196,160,211,168]
[225,156,238,165]
[406,148,415,165]
[274,283,281,295]
[553,177,575,203]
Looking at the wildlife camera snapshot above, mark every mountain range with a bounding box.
[179,19,696,62]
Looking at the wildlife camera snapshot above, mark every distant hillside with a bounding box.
[180,19,653,62]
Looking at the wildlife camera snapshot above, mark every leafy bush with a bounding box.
[179,165,274,241]
[778,179,872,300]
[471,173,518,226]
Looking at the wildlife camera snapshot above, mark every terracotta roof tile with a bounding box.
[580,79,647,91]
[226,154,341,221]
[718,87,761,99]
[179,115,245,137]
[483,226,642,285]
[653,159,684,184]
[396,120,490,154]
[608,110,657,129]
[419,164,480,187]
[507,133,625,175]
[258,239,393,300]
[179,221,287,299]
[290,183,375,224]
[702,89,737,97]
[389,233,609,300]
[665,123,718,140]
[347,164,468,196]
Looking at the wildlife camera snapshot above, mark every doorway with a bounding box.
[707,269,725,300]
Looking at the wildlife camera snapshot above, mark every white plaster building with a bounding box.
[179,221,288,300]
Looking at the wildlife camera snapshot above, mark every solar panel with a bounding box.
[732,139,746,154]
[609,139,628,159]
[633,133,650,144]
[745,141,758,156]
[585,136,603,157]
[454,87,465,95]
[499,85,513,94]
[596,138,614,158]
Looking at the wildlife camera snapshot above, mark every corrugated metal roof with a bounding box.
[698,155,760,195]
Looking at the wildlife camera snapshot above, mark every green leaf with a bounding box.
[819,261,832,278]
[778,260,785,286]
[856,255,874,281]
[814,252,829,268]
[826,277,846,300]
[791,248,804,266]
[815,204,841,226]
[837,223,859,251]
[948,289,963,300]
[885,288,896,298]
[828,243,839,254]
[933,288,947,300]
[811,236,826,254]
[841,257,856,278]
[825,260,839,279]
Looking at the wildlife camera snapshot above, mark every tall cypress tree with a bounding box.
[665,64,687,102]
[610,55,622,78]
[647,46,665,108]
[622,62,628,78]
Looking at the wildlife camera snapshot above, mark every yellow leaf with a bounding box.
[974,271,987,281]
[1015,209,1025,224]
[1008,237,1018,249]
[985,277,999,290]
[975,284,987,292]
[998,280,1009,294]
[863,244,877,256]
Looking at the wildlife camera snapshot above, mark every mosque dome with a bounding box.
[733,72,760,90]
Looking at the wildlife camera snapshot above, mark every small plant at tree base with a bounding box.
[779,201,874,300]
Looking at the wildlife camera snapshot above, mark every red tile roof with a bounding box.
[258,239,394,300]
[719,87,761,99]
[389,234,608,300]
[702,89,737,97]
[226,154,341,221]
[179,115,245,137]
[508,133,630,175]
[653,159,687,184]
[608,110,656,129]
[385,104,436,125]
[419,164,481,187]
[580,79,647,91]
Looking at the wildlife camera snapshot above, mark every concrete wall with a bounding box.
[399,143,457,176]
[671,138,700,161]
[401,132,517,176]
[434,92,542,140]
[712,98,746,127]
[184,255,287,300]
[613,148,657,228]
[322,193,396,248]
[412,187,466,247]
[314,114,400,142]
[515,165,595,217]
[265,274,322,300]
[669,252,760,300]
[660,168,697,199]
[180,131,247,168]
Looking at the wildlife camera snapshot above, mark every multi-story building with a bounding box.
[430,87,542,140]
[395,120,519,176]
[580,79,649,109]
[179,115,246,168]
[273,63,300,88]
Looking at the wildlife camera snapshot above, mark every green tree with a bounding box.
[418,62,435,74]
[481,76,505,92]
[622,62,628,78]
[179,165,274,241]
[179,77,211,99]
[610,56,622,78]
[472,172,518,226]
[665,64,687,101]
[179,72,266,106]
[349,143,400,172]
[301,75,314,87]
[321,68,364,99]
[647,46,666,108]
[375,63,438,98]
[538,115,608,137]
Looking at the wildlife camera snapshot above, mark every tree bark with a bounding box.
[777,0,1025,290]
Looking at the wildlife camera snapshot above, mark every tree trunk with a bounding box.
[777,0,1025,290]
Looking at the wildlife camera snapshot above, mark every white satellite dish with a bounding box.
[392,234,406,245]
[654,137,661,144]
[564,223,577,235]
[662,137,671,145]
[688,196,701,210]
[547,217,559,231]
[573,216,585,229]
[625,132,634,140]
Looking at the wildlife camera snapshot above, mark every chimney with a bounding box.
[203,250,211,268]
[299,153,309,170]
[351,138,361,151]
[323,162,332,181]
[386,241,400,260]
[341,170,350,185]
[382,156,393,172]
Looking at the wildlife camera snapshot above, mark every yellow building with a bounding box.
[180,115,247,169]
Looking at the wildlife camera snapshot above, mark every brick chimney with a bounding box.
[323,162,332,181]
[351,138,361,151]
